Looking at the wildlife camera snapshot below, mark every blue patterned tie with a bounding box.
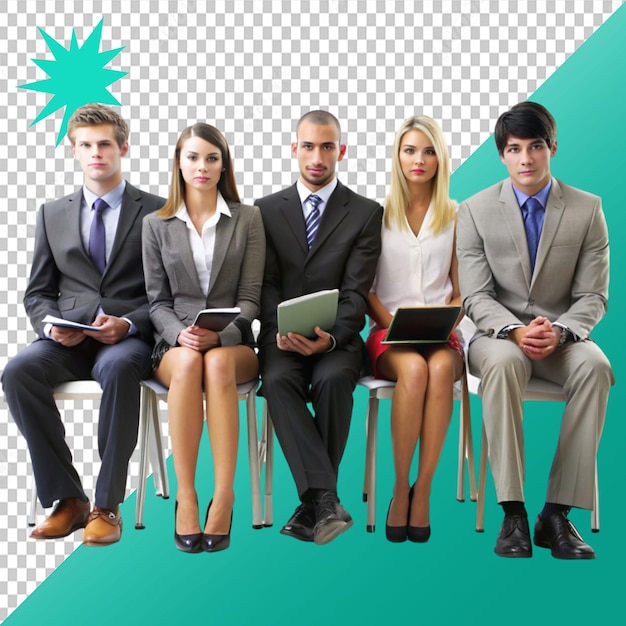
[523,196,544,272]
[89,197,108,273]
[305,194,322,249]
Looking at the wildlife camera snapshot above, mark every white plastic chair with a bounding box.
[136,377,265,529]
[360,371,476,532]
[26,379,169,527]
[470,374,600,532]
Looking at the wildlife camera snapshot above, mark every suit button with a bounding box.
[528,299,534,305]
[101,292,107,298]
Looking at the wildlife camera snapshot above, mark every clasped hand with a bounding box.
[510,316,560,361]
[177,325,220,352]
[276,326,332,355]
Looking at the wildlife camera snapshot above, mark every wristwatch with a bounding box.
[557,327,573,346]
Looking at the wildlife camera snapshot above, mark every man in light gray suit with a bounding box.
[2,104,164,546]
[457,102,613,559]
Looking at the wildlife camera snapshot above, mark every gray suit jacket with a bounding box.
[457,177,609,341]
[24,182,165,340]
[142,200,265,347]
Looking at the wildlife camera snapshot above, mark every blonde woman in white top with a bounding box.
[367,116,464,543]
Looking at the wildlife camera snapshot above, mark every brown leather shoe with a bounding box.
[30,497,90,539]
[83,506,123,546]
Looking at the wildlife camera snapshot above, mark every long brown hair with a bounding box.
[157,123,240,218]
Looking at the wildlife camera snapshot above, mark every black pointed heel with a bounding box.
[407,483,431,543]
[202,499,233,553]
[385,498,408,542]
[174,501,202,553]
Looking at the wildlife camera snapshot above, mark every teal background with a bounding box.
[6,6,626,625]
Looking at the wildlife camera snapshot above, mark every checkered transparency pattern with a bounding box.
[0,0,621,620]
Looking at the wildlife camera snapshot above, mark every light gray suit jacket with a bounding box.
[457,177,609,341]
[142,201,265,347]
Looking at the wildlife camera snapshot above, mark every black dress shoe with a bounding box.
[386,498,408,543]
[494,514,532,558]
[313,490,353,545]
[406,483,430,543]
[174,501,202,553]
[533,512,596,559]
[407,525,431,543]
[280,502,316,542]
[202,500,232,553]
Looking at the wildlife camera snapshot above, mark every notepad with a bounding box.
[381,305,461,344]
[42,314,100,332]
[192,307,241,331]
[277,289,339,339]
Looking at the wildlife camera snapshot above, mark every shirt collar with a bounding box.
[83,180,126,210]
[296,177,338,207]
[512,179,552,210]
[175,191,232,223]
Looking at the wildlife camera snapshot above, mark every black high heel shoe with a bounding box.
[202,499,233,553]
[174,501,203,553]
[407,484,431,543]
[385,497,408,542]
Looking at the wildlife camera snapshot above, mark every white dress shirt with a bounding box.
[175,192,232,297]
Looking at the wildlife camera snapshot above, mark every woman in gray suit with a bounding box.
[142,123,265,553]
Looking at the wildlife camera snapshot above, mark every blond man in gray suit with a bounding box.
[457,102,614,559]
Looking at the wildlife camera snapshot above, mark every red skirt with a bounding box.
[366,328,463,379]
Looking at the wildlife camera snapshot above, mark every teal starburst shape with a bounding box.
[18,19,127,146]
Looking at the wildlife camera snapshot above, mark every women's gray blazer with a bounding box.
[142,200,265,347]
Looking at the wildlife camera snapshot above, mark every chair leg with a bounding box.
[591,459,600,532]
[28,475,38,526]
[149,393,169,500]
[245,391,263,529]
[364,396,379,533]
[464,376,477,502]
[261,403,274,527]
[475,423,488,532]
[457,373,477,502]
[135,385,151,530]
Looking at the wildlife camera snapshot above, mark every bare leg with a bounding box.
[409,346,463,527]
[203,345,258,534]
[156,347,204,535]
[377,349,428,527]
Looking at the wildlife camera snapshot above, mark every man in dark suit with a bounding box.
[256,111,382,545]
[2,104,165,546]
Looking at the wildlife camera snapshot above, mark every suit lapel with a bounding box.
[166,216,203,293]
[499,181,533,286]
[279,184,309,254]
[308,181,349,257]
[107,182,142,274]
[208,203,238,296]
[64,188,89,260]
[533,179,565,280]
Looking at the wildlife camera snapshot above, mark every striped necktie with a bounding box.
[305,194,322,248]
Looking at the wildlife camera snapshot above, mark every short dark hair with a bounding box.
[296,110,341,141]
[494,101,557,155]
[67,103,129,148]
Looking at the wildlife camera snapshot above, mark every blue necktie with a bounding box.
[305,194,322,249]
[89,197,108,273]
[523,196,543,272]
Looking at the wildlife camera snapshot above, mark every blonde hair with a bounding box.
[158,123,240,219]
[67,104,129,148]
[385,115,455,234]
